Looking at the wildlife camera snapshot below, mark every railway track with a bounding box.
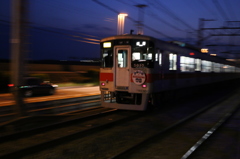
[0,107,144,158]
[0,88,238,158]
[0,95,101,123]
[110,90,240,159]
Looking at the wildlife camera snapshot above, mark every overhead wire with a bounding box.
[212,0,230,21]
[92,0,174,40]
[223,0,237,21]
[118,0,184,32]
[0,14,101,45]
[149,0,195,31]
[197,0,220,21]
[30,24,100,45]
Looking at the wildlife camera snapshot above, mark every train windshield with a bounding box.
[131,40,154,68]
[101,39,154,68]
[102,49,113,68]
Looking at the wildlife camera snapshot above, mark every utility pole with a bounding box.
[135,4,147,35]
[10,0,28,117]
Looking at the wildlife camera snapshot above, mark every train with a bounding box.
[99,34,240,111]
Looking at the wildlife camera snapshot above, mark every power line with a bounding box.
[223,0,237,20]
[147,10,184,32]
[34,0,107,22]
[118,0,184,32]
[0,17,101,45]
[212,0,230,21]
[149,0,195,31]
[197,0,219,21]
[92,0,174,40]
[31,25,100,45]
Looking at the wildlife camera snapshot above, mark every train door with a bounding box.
[115,47,131,88]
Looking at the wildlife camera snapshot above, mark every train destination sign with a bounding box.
[132,70,146,85]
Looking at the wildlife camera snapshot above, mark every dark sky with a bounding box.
[0,0,240,60]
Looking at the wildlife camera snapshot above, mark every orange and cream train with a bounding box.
[99,34,240,111]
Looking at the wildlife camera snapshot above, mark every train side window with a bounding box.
[169,53,177,70]
[213,63,221,72]
[117,50,128,68]
[223,65,233,72]
[159,53,162,66]
[233,66,236,72]
[202,60,212,72]
[195,59,201,71]
[180,56,194,72]
[236,67,240,73]
[155,50,162,66]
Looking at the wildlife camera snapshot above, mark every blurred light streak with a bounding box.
[72,39,99,45]
[117,13,128,35]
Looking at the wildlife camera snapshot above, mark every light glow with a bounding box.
[136,41,146,47]
[103,42,111,48]
[8,84,14,87]
[201,48,208,53]
[101,82,105,86]
[142,84,147,88]
[117,13,128,35]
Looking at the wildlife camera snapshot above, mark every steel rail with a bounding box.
[110,91,235,159]
[0,107,116,142]
[0,95,100,123]
[0,110,143,159]
[181,104,240,159]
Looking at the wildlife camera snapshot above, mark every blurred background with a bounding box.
[0,0,240,92]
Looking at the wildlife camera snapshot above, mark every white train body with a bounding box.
[99,35,240,111]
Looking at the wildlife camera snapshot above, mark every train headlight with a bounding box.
[101,82,105,86]
[142,84,147,88]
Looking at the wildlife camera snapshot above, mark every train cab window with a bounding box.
[169,53,177,70]
[117,50,128,68]
[102,49,113,68]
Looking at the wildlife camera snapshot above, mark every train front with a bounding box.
[99,35,155,111]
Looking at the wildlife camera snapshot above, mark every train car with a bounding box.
[99,34,240,111]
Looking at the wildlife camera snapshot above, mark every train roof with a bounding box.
[100,34,157,42]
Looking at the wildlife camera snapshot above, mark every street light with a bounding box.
[117,13,128,35]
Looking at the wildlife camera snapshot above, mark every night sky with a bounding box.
[0,0,239,61]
